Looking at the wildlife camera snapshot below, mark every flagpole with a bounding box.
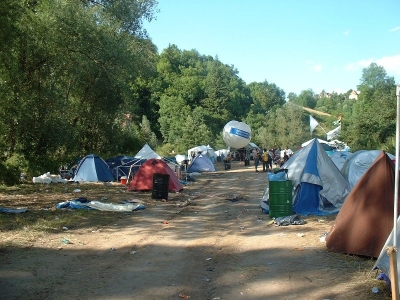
[389,84,400,300]
[318,124,328,135]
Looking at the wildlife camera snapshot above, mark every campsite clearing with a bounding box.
[0,161,391,299]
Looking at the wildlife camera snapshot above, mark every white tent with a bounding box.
[175,154,188,164]
[341,150,396,190]
[374,216,400,288]
[134,143,161,159]
[301,138,330,147]
[187,145,216,161]
[230,142,259,151]
[215,149,230,157]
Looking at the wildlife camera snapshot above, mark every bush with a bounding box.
[0,162,20,186]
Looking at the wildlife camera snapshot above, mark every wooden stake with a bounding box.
[387,246,399,300]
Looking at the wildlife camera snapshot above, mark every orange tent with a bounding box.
[127,159,183,192]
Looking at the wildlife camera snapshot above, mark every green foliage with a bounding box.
[0,0,159,177]
[344,63,396,151]
[0,161,20,186]
[154,46,250,151]
[1,1,398,184]
[255,103,309,149]
[248,81,286,115]
[290,89,317,109]
[139,115,158,149]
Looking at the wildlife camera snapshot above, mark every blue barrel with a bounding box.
[269,180,293,218]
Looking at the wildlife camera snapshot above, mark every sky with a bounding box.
[143,0,400,96]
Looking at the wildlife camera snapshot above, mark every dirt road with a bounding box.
[0,161,390,299]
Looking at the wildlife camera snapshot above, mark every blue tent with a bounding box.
[282,138,350,215]
[186,154,216,173]
[73,154,114,182]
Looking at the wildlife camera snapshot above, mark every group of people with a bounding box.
[252,146,293,172]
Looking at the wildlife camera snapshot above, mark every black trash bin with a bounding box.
[152,173,170,200]
[244,158,250,166]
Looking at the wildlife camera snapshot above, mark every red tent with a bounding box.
[326,151,400,258]
[127,159,183,192]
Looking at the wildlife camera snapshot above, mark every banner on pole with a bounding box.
[310,115,319,134]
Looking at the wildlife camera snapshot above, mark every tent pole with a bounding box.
[318,124,328,135]
[391,84,400,300]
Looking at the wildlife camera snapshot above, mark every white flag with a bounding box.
[327,125,341,140]
[309,115,319,134]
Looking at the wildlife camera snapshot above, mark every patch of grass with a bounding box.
[0,207,133,233]
[0,182,145,233]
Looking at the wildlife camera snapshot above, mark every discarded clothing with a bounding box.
[377,272,391,289]
[88,200,145,212]
[0,207,28,214]
[274,214,305,226]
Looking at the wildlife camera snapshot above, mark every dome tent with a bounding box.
[326,151,400,258]
[279,138,350,216]
[186,154,216,173]
[73,154,114,182]
[127,159,183,192]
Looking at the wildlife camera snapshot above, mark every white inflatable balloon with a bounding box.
[222,120,251,149]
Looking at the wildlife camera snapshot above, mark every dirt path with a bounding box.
[0,161,390,299]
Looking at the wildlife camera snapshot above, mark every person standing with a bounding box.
[268,149,273,170]
[284,146,293,157]
[253,148,259,172]
[274,147,281,167]
[262,149,269,172]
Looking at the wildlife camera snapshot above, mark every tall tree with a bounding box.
[256,103,308,149]
[248,81,286,115]
[343,63,396,151]
[0,0,159,174]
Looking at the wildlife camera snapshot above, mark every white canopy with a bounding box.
[134,143,161,159]
[188,145,216,160]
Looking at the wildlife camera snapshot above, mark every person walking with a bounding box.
[262,149,269,172]
[253,148,260,172]
[274,147,281,167]
[268,149,273,170]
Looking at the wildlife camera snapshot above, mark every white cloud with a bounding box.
[343,30,350,36]
[345,58,374,71]
[389,26,400,32]
[376,55,400,75]
[305,60,322,72]
[313,64,322,72]
[345,54,400,74]
[345,55,400,76]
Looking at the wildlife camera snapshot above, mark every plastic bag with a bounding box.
[268,172,287,181]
